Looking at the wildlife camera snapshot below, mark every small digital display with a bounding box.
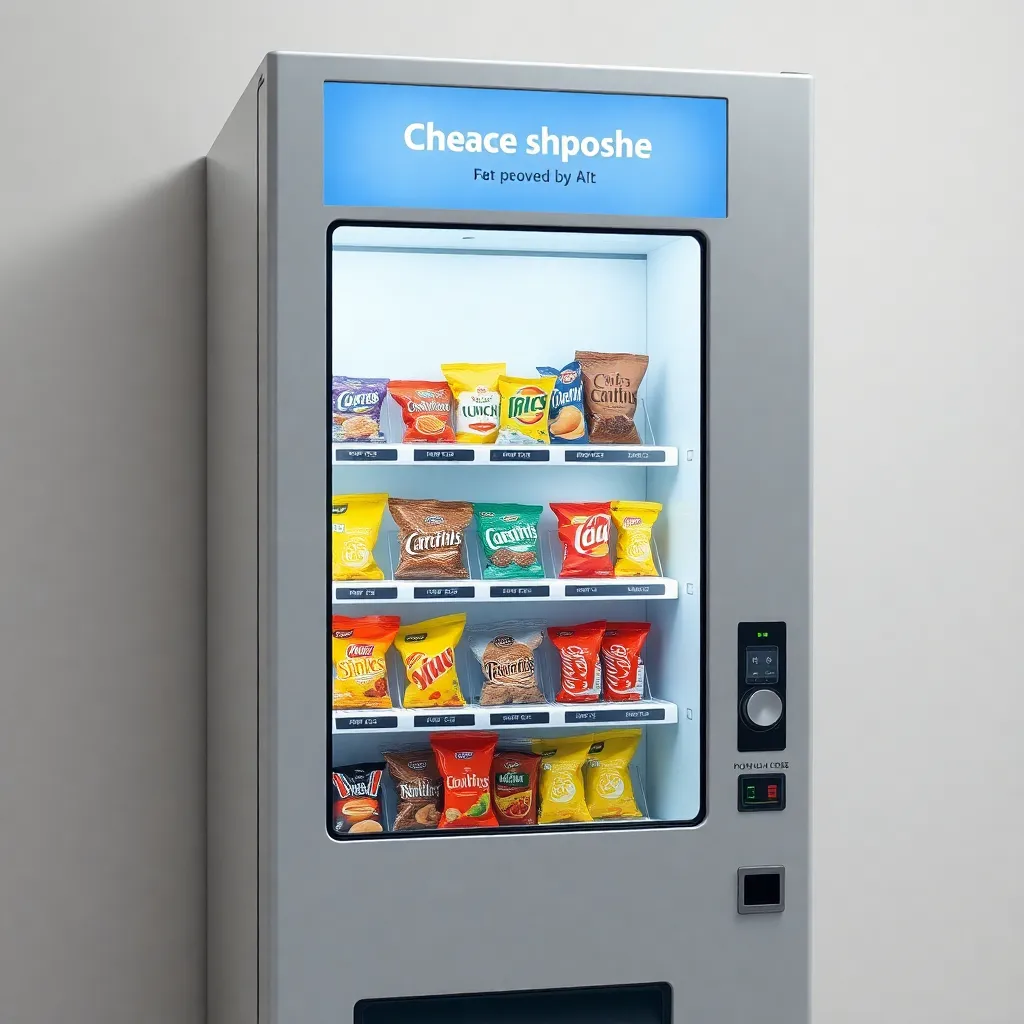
[745,646,779,683]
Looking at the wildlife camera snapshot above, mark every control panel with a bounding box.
[737,622,786,752]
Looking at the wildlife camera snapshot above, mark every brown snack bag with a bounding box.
[575,351,650,445]
[492,751,541,826]
[384,750,443,830]
[467,621,546,705]
[389,498,473,579]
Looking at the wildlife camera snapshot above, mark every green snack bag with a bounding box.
[475,503,545,580]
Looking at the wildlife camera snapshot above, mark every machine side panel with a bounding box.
[207,64,264,1024]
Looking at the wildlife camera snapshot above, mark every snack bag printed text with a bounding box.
[395,614,467,708]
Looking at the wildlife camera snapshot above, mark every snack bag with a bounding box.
[331,377,389,443]
[475,502,544,579]
[331,615,401,709]
[492,751,542,826]
[584,730,643,819]
[537,361,588,443]
[551,501,613,578]
[467,621,546,705]
[496,375,556,445]
[432,732,499,829]
[388,498,472,579]
[332,763,386,834]
[331,493,387,581]
[576,351,649,444]
[442,362,505,444]
[384,750,443,831]
[548,621,606,703]
[395,614,467,708]
[533,735,594,824]
[388,380,456,442]
[601,622,651,701]
[610,500,663,577]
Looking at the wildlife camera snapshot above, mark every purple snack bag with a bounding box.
[331,376,389,443]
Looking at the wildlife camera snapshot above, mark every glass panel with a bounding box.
[327,224,703,838]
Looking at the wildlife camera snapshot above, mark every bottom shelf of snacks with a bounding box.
[330,729,654,837]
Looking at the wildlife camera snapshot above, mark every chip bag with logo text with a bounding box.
[584,730,643,819]
[610,500,663,577]
[388,380,456,442]
[395,613,467,708]
[442,362,505,444]
[331,493,387,581]
[497,375,556,445]
[551,501,613,578]
[331,615,401,709]
[533,735,594,824]
[548,620,606,703]
[431,731,499,828]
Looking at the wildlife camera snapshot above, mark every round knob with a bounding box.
[744,688,783,729]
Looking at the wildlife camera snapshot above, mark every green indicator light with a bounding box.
[746,785,756,800]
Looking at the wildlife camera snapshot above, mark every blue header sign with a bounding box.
[323,82,727,218]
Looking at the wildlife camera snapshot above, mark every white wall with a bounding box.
[1,3,1022,1022]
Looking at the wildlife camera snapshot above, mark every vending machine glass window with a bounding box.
[328,223,704,836]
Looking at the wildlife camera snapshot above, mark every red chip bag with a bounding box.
[551,502,613,578]
[387,380,457,443]
[600,622,651,701]
[431,731,499,828]
[548,621,606,703]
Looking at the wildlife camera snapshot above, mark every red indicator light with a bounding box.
[767,784,778,800]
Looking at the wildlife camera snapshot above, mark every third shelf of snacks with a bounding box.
[333,497,680,604]
[332,616,682,736]
[334,699,679,734]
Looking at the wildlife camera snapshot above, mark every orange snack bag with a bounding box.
[387,381,456,442]
[431,732,499,829]
[331,615,401,709]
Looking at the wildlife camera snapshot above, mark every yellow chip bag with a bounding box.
[533,735,594,824]
[610,500,663,577]
[332,493,387,581]
[584,730,643,819]
[497,375,557,445]
[442,362,506,444]
[395,614,467,708]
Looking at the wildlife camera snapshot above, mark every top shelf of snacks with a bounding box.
[332,353,679,467]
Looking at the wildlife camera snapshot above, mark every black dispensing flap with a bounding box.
[355,982,672,1024]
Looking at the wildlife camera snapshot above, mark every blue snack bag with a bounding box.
[536,361,588,444]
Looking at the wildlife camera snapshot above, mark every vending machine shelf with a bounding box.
[333,698,678,734]
[333,442,679,467]
[332,576,679,604]
[332,395,679,465]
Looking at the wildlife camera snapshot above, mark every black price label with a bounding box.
[563,449,665,463]
[565,707,666,724]
[488,711,551,726]
[412,713,476,728]
[413,586,475,600]
[413,448,474,462]
[489,585,550,599]
[489,449,550,463]
[334,586,399,601]
[335,715,399,730]
[334,447,399,462]
[564,583,666,597]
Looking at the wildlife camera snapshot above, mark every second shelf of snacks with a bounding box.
[332,576,678,604]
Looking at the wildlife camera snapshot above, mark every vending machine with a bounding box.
[208,53,811,1024]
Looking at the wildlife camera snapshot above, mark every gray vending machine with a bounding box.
[208,53,811,1024]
